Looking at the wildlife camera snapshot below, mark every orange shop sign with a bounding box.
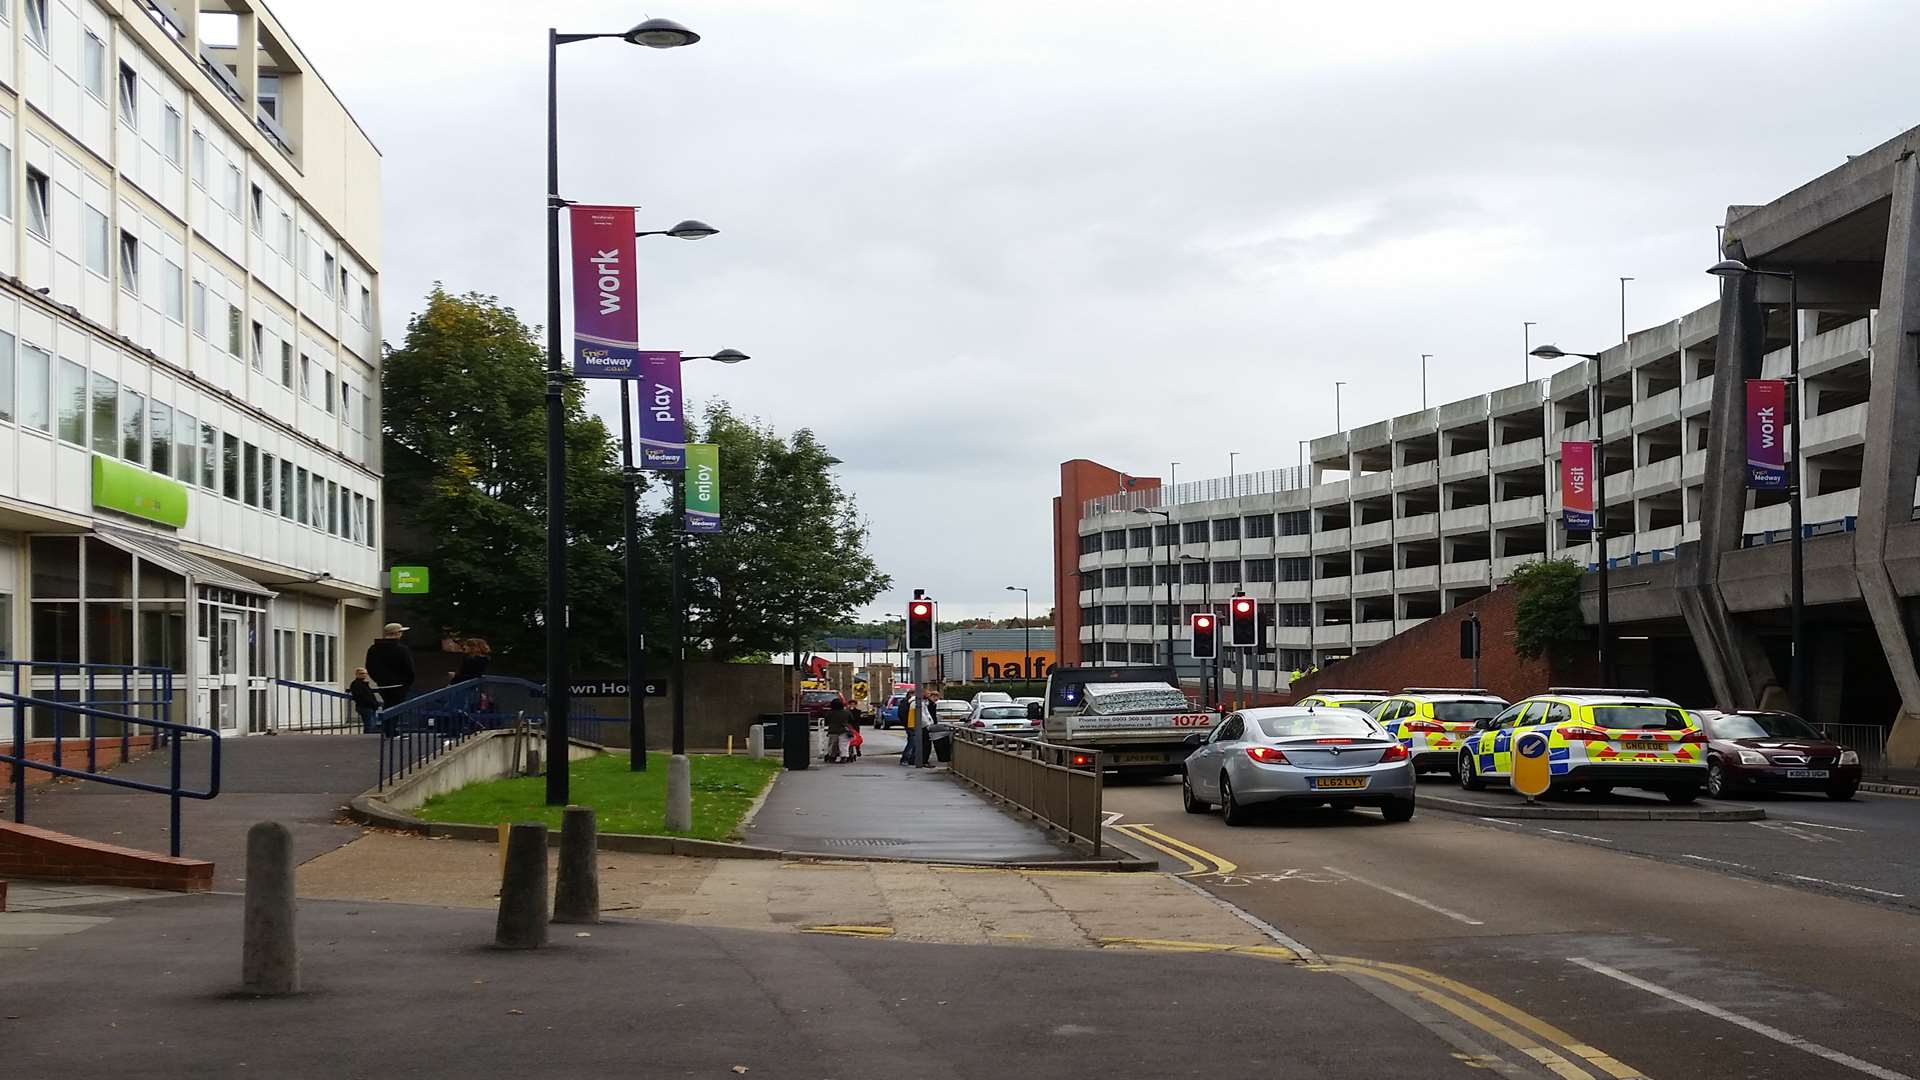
[974,650,1057,681]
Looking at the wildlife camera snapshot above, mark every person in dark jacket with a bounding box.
[454,638,491,683]
[348,668,382,731]
[365,622,415,707]
[824,697,853,762]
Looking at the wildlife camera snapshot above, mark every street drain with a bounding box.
[822,838,912,847]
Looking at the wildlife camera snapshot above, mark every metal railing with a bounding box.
[1,660,180,765]
[272,679,364,734]
[1083,466,1312,518]
[3,667,218,858]
[1812,722,1889,774]
[373,677,546,792]
[949,728,1104,855]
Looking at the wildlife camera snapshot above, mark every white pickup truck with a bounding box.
[1026,666,1219,777]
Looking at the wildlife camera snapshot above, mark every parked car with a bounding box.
[798,689,843,719]
[973,691,1013,706]
[1180,706,1416,825]
[879,692,910,729]
[968,702,1040,738]
[1694,709,1861,800]
[1371,688,1510,776]
[933,698,973,725]
[1457,688,1706,803]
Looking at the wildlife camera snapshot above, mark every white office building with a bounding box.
[0,0,382,738]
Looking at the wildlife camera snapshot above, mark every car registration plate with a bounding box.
[1113,753,1167,765]
[1311,776,1368,790]
[1786,769,1829,779]
[1622,740,1664,751]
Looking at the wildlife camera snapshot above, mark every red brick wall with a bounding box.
[0,735,162,792]
[0,821,213,891]
[1284,586,1598,704]
[1053,461,1159,667]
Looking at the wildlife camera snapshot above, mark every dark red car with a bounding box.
[1697,709,1862,800]
[798,689,844,719]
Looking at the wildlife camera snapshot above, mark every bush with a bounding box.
[1507,558,1589,661]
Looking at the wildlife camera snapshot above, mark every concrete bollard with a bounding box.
[748,724,766,760]
[242,821,299,995]
[666,754,693,832]
[552,805,599,924]
[494,822,550,949]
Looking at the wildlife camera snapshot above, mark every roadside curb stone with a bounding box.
[1421,792,1766,821]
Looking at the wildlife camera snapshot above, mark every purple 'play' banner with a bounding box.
[1745,379,1788,490]
[637,350,686,471]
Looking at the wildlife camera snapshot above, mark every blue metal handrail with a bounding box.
[3,690,218,858]
[1,660,179,775]
[373,677,546,792]
[272,678,362,735]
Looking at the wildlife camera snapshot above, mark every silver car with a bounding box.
[1180,706,1417,825]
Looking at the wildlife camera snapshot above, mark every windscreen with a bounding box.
[1707,712,1821,740]
[979,706,1028,719]
[1331,698,1384,713]
[802,691,839,705]
[1589,705,1689,730]
[1080,683,1191,715]
[1433,701,1507,724]
[1257,712,1380,738]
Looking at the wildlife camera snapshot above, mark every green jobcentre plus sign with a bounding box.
[390,566,430,594]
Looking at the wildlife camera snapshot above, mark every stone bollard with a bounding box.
[748,724,766,760]
[494,822,549,949]
[242,821,299,995]
[552,805,599,924]
[666,754,693,832]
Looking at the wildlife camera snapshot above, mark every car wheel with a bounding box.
[1706,761,1732,799]
[1221,772,1250,826]
[1827,785,1857,801]
[1381,798,1415,823]
[1458,752,1486,791]
[1182,770,1209,814]
[1665,786,1700,805]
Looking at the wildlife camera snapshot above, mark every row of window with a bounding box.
[0,331,376,548]
[273,628,340,686]
[1090,558,1317,590]
[1081,512,1314,554]
[1080,602,1319,630]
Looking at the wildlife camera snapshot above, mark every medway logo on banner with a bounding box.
[1745,379,1788,490]
[1560,440,1595,534]
[637,350,687,469]
[567,205,641,379]
[685,443,721,534]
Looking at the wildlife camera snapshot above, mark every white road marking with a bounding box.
[1679,854,1753,869]
[1567,957,1915,1080]
[1164,872,1322,963]
[1784,874,1905,898]
[1536,828,1614,843]
[1786,820,1862,832]
[1752,820,1838,844]
[1323,865,1486,926]
[1100,810,1125,827]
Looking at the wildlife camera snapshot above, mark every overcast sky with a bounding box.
[275,0,1920,622]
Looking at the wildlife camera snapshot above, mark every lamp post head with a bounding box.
[623,17,700,48]
[709,348,749,364]
[1529,344,1567,360]
[1707,259,1750,278]
[665,219,718,240]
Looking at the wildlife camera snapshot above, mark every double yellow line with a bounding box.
[1112,823,1237,876]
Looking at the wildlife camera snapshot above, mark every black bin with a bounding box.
[781,712,811,771]
[757,713,785,750]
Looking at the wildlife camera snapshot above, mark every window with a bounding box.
[280,342,293,387]
[352,493,366,544]
[222,433,240,500]
[244,443,259,506]
[250,185,263,233]
[1278,557,1312,582]
[324,371,335,414]
[1181,521,1209,545]
[25,168,49,239]
[163,261,184,321]
[1101,567,1126,588]
[90,374,119,456]
[191,131,206,187]
[261,452,275,511]
[278,211,292,254]
[322,252,337,294]
[82,33,108,99]
[1244,514,1276,539]
[1279,510,1311,536]
[81,208,110,275]
[118,63,139,125]
[1245,559,1276,583]
[163,106,183,163]
[224,165,242,214]
[149,400,173,475]
[199,422,217,489]
[25,0,47,49]
[0,332,11,423]
[1153,523,1175,546]
[227,304,243,358]
[279,460,293,517]
[251,321,265,372]
[119,232,141,295]
[365,498,376,548]
[1212,518,1240,542]
[299,354,311,400]
[1212,559,1238,585]
[1128,565,1153,586]
[294,468,308,524]
[1079,534,1099,556]
[19,346,50,433]
[337,484,349,537]
[1182,561,1207,586]
[171,409,195,482]
[57,359,87,444]
[191,279,207,336]
[121,387,144,463]
[0,143,11,221]
[358,286,371,323]
[1127,526,1151,548]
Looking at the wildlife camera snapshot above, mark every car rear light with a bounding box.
[969,720,984,727]
[1677,730,1707,744]
[1380,743,1409,762]
[1560,726,1609,741]
[1246,746,1290,764]
[1312,737,1360,744]
[1070,753,1094,767]
[1403,720,1445,733]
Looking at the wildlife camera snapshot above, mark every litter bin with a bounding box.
[781,712,810,771]
[757,713,785,751]
[931,726,953,764]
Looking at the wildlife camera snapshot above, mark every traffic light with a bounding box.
[906,599,937,652]
[1229,596,1258,648]
[1191,612,1217,659]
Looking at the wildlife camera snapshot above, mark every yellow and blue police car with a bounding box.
[1293,689,1392,716]
[1371,688,1510,776]
[1456,687,1707,803]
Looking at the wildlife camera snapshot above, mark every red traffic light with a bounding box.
[911,602,930,617]
[1195,615,1212,628]
[1233,599,1253,614]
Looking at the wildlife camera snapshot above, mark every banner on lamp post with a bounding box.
[567,205,640,380]
[637,350,687,469]
[1745,379,1789,490]
[685,443,720,534]
[1560,440,1595,534]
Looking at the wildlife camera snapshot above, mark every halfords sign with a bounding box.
[973,650,1057,681]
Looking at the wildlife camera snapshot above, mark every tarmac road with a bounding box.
[1104,777,1920,1080]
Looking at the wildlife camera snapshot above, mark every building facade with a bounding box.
[0,0,381,739]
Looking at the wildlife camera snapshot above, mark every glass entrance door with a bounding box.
[216,613,245,733]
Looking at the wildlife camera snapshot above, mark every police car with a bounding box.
[1456,687,1707,803]
[1293,689,1392,717]
[1371,688,1510,776]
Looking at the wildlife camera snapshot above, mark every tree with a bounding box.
[642,403,889,661]
[382,287,632,671]
[1507,558,1589,661]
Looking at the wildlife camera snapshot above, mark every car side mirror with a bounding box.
[1027,702,1044,721]
[1470,718,1491,732]
[1183,731,1208,748]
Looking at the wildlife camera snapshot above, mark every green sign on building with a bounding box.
[390,566,430,594]
[92,455,188,528]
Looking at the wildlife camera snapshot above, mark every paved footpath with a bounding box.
[16,734,375,888]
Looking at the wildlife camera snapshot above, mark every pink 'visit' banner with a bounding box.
[567,205,640,378]
[1560,441,1594,534]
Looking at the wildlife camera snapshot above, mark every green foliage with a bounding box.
[382,286,629,670]
[1506,558,1590,661]
[413,752,777,840]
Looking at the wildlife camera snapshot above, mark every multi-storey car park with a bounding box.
[0,0,381,741]
[1054,123,1920,763]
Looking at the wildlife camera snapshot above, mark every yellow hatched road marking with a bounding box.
[1111,824,1209,875]
[1116,824,1238,876]
[1325,963,1597,1080]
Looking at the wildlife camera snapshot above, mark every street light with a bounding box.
[543,17,699,805]
[637,219,720,240]
[1708,258,1806,712]
[682,349,749,364]
[1133,507,1176,668]
[1004,586,1032,687]
[1531,343,1616,684]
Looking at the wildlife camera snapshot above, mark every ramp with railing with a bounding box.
[371,677,546,792]
[949,728,1104,855]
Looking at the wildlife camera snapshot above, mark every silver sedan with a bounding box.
[1180,706,1417,825]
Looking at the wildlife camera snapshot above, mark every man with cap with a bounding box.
[365,622,416,707]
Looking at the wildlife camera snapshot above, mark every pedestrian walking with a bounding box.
[454,638,492,683]
[347,667,381,732]
[847,705,864,760]
[824,696,853,763]
[918,688,943,769]
[365,622,416,707]
[899,693,922,767]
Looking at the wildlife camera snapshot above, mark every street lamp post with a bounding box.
[1524,322,1537,381]
[1180,554,1209,705]
[543,16,699,805]
[1134,507,1175,668]
[1531,343,1614,684]
[1709,259,1806,711]
[1421,354,1432,410]
[1004,586,1031,688]
[1334,381,1347,431]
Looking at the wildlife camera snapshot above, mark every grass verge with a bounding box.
[413,752,780,841]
